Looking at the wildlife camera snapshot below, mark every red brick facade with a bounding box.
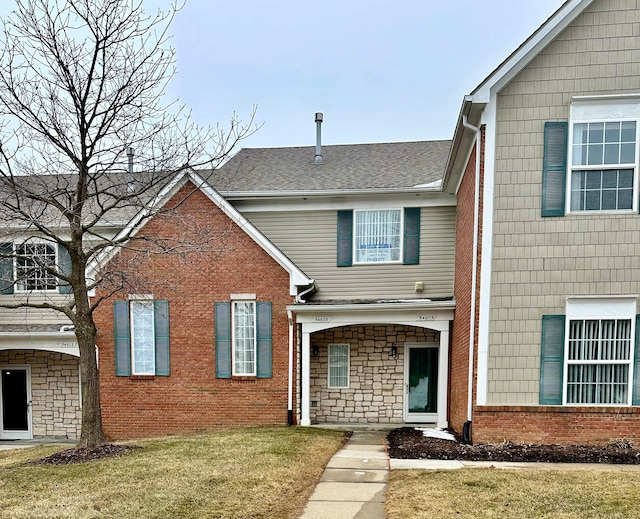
[473,406,640,445]
[450,128,484,435]
[94,182,296,440]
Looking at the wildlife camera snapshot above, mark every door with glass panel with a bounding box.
[0,366,32,439]
[404,344,438,423]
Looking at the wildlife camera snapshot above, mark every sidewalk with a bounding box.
[299,429,389,519]
[299,427,640,519]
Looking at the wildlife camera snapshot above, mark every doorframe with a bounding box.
[0,365,32,440]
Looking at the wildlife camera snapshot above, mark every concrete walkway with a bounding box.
[299,429,389,519]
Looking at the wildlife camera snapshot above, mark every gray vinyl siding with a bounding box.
[0,294,72,326]
[487,0,640,405]
[246,207,455,300]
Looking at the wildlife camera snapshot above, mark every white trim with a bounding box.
[475,96,497,406]
[473,0,594,102]
[0,365,32,440]
[130,300,155,376]
[352,208,404,265]
[403,342,439,424]
[562,297,636,406]
[87,170,314,297]
[327,343,350,389]
[231,300,257,377]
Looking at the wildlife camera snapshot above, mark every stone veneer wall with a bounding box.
[310,325,439,424]
[0,350,81,440]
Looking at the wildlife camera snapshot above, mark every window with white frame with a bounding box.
[328,344,349,388]
[566,319,632,404]
[15,242,57,291]
[130,300,155,375]
[354,209,402,264]
[564,298,635,405]
[233,301,256,376]
[568,98,640,212]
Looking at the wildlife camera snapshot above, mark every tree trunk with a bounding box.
[75,306,106,447]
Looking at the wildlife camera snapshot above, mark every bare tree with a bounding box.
[0,0,255,447]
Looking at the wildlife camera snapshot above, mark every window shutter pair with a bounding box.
[0,242,72,295]
[214,301,272,378]
[336,208,421,266]
[540,314,640,405]
[114,300,170,376]
[541,122,568,217]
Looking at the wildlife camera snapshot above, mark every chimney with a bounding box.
[127,147,134,192]
[315,112,323,164]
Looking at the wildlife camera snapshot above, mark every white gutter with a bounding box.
[288,299,456,313]
[287,310,294,425]
[462,115,481,424]
[220,186,444,199]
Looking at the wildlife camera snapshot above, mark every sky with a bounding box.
[0,0,567,150]
[160,0,567,149]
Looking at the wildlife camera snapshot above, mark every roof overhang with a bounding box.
[0,331,79,357]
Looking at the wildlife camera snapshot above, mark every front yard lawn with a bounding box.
[387,468,640,518]
[0,426,346,519]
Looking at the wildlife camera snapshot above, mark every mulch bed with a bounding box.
[387,427,640,464]
[31,444,139,465]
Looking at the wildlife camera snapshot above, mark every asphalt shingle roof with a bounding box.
[214,140,452,192]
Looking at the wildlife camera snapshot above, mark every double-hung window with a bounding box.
[354,209,402,264]
[131,300,156,375]
[114,298,170,377]
[233,301,256,376]
[15,242,57,291]
[328,344,349,388]
[542,97,640,216]
[540,297,637,406]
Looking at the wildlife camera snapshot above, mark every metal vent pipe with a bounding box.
[315,112,323,164]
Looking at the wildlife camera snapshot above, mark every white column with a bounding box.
[437,327,449,429]
[300,330,311,426]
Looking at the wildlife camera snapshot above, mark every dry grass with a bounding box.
[0,426,346,519]
[387,468,640,519]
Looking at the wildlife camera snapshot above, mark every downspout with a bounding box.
[287,310,294,425]
[462,114,481,444]
[295,280,317,303]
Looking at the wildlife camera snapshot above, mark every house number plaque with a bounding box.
[418,315,436,321]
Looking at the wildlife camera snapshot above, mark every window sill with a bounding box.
[128,375,157,380]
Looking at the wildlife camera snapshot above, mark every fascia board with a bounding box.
[219,186,444,199]
[188,171,314,295]
[473,0,594,102]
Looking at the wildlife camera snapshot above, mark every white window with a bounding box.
[354,209,402,263]
[568,98,640,212]
[328,344,349,388]
[233,301,256,376]
[131,300,155,375]
[15,242,57,291]
[564,297,636,405]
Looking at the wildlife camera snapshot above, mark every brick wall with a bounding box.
[473,406,640,445]
[94,182,296,440]
[450,127,485,435]
[0,350,81,439]
[309,325,439,424]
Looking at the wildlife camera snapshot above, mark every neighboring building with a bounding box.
[447,0,640,444]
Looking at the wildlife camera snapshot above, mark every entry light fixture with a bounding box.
[390,345,397,358]
[312,346,319,357]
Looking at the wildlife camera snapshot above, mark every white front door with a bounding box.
[404,343,439,423]
[0,366,32,440]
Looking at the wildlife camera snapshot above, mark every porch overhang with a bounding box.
[0,331,79,357]
[290,298,454,428]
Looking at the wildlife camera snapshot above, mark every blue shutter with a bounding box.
[403,207,420,265]
[541,121,568,217]
[0,243,13,295]
[256,302,272,378]
[633,315,640,405]
[114,301,131,376]
[154,300,170,376]
[215,302,231,378]
[58,244,72,294]
[336,210,353,267]
[539,315,565,405]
